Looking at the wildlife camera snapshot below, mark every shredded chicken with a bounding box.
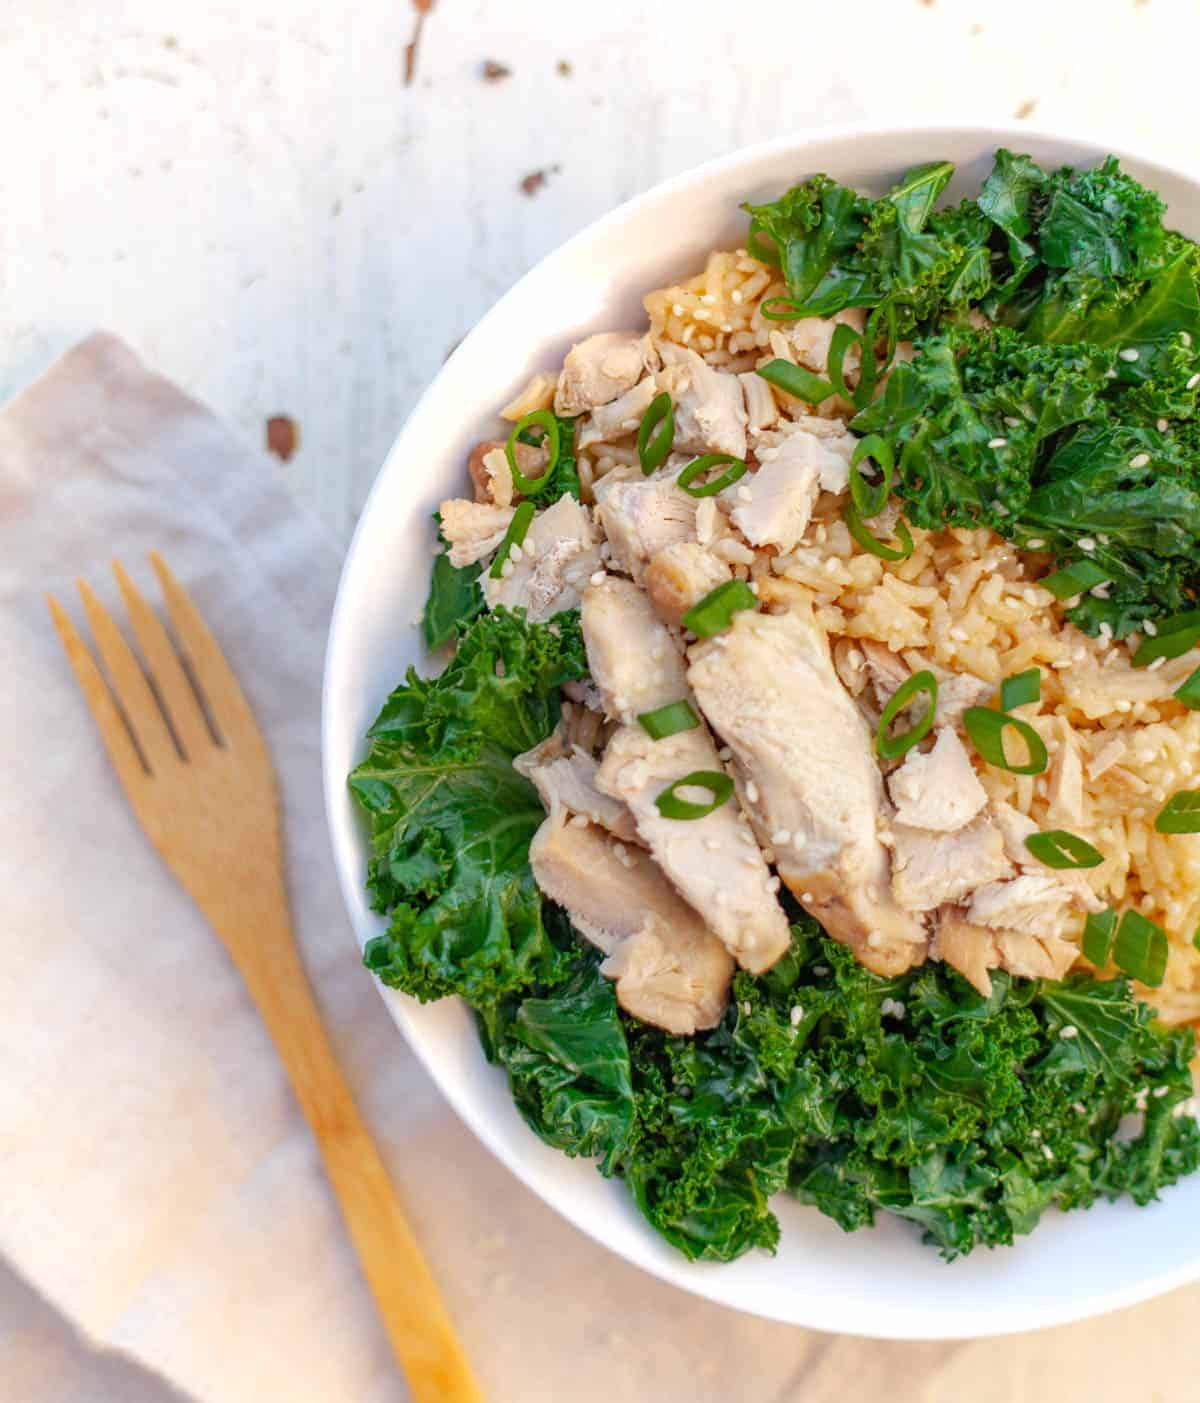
[890,816,1013,912]
[555,331,655,415]
[581,576,688,723]
[579,377,658,449]
[688,609,926,976]
[529,813,732,1033]
[438,498,514,568]
[514,727,640,844]
[936,907,1077,998]
[594,470,699,583]
[784,307,868,375]
[739,371,778,433]
[643,542,731,628]
[887,727,988,833]
[656,342,748,458]
[482,495,601,622]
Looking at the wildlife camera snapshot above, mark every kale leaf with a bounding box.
[422,517,484,651]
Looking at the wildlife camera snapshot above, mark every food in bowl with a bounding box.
[349,149,1200,1264]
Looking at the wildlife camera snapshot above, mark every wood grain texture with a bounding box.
[49,559,483,1403]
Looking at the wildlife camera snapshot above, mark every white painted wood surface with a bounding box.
[4,0,1199,544]
[5,4,1200,1400]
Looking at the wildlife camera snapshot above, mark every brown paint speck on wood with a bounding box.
[556,59,573,76]
[403,0,435,86]
[520,164,560,197]
[1014,98,1038,119]
[481,59,511,82]
[266,416,299,462]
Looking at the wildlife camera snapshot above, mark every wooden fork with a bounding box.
[48,554,484,1403]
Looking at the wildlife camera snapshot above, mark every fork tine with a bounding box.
[113,560,213,760]
[77,579,180,774]
[47,594,149,792]
[149,553,258,748]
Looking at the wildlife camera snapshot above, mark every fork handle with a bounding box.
[233,924,485,1403]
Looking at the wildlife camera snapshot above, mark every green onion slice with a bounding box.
[637,392,675,475]
[489,501,535,579]
[677,453,748,498]
[505,410,559,494]
[1175,666,1200,709]
[1193,925,1200,953]
[1113,908,1169,987]
[682,579,758,638]
[637,700,700,740]
[1039,559,1109,600]
[844,498,914,561]
[848,433,895,518]
[1024,829,1104,870]
[756,358,835,404]
[876,670,938,760]
[759,296,807,322]
[962,707,1049,775]
[826,323,861,401]
[1082,908,1118,967]
[1155,790,1200,834]
[655,770,734,820]
[1000,668,1041,711]
[1132,609,1200,667]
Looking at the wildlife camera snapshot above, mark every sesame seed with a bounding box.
[612,694,627,710]
[700,294,715,305]
[1189,372,1200,390]
[1130,453,1151,469]
[949,626,969,642]
[987,436,1008,449]
[1154,1085,1170,1098]
[814,965,830,977]
[569,813,589,828]
[705,837,720,851]
[1030,1129,1041,1139]
[1041,1144,1056,1162]
[1119,347,1141,362]
[742,1001,752,1016]
[766,876,781,893]
[508,543,523,563]
[1143,619,1158,636]
[500,559,515,578]
[731,289,744,304]
[1185,332,1194,348]
[1004,416,1022,428]
[589,570,606,586]
[771,829,792,845]
[866,932,882,949]
[736,486,753,503]
[718,746,733,761]
[801,891,814,903]
[824,557,840,574]
[1157,418,1169,433]
[672,302,685,316]
[746,782,760,804]
[1149,656,1167,671]
[1077,537,1097,552]
[789,1005,804,1026]
[1026,538,1046,549]
[1059,1025,1078,1039]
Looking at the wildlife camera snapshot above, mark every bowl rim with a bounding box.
[323,118,1200,1339]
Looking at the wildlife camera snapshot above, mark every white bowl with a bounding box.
[323,122,1200,1338]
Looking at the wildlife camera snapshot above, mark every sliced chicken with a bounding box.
[1046,722,1086,828]
[555,331,655,415]
[934,670,994,727]
[887,727,988,833]
[514,727,640,844]
[935,908,1078,997]
[529,813,732,1033]
[581,576,688,723]
[990,800,1106,914]
[784,307,868,376]
[890,816,1013,913]
[643,542,731,628]
[578,377,658,449]
[687,609,926,976]
[439,498,515,568]
[967,873,1083,940]
[749,421,855,497]
[729,447,822,554]
[595,724,791,973]
[594,471,699,583]
[482,495,601,622]
[656,343,748,458]
[739,371,779,433]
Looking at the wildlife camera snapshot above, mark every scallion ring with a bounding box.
[1082,908,1117,967]
[677,453,748,498]
[1132,609,1200,668]
[637,392,675,475]
[1175,666,1200,710]
[876,670,938,760]
[1155,790,1200,834]
[756,358,835,404]
[759,296,807,322]
[1024,830,1104,870]
[1000,667,1041,711]
[826,322,862,402]
[848,433,895,519]
[655,770,734,820]
[844,498,914,561]
[962,707,1049,775]
[489,501,536,579]
[638,700,700,741]
[1038,559,1109,600]
[682,579,758,638]
[505,410,560,495]
[1113,908,1169,986]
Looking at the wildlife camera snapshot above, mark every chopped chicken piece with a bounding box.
[1046,722,1085,828]
[784,307,868,375]
[529,813,732,1033]
[514,727,640,844]
[887,727,987,833]
[578,377,658,448]
[581,576,688,722]
[467,439,541,506]
[482,495,601,622]
[891,817,1012,912]
[750,422,855,500]
[934,670,993,727]
[729,445,825,554]
[989,800,1106,913]
[967,873,1080,939]
[594,471,698,582]
[688,609,926,976]
[644,542,731,628]
[555,331,655,415]
[438,498,514,568]
[787,414,859,455]
[860,639,911,713]
[656,343,748,458]
[595,724,790,973]
[739,372,778,433]
[935,908,1077,997]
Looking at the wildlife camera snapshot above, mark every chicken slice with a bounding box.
[1046,722,1086,828]
[688,609,926,976]
[643,542,731,629]
[784,307,868,375]
[990,800,1106,914]
[656,343,748,458]
[967,873,1083,940]
[581,576,688,722]
[933,670,994,727]
[438,498,515,568]
[935,908,1077,997]
[529,813,732,1033]
[890,816,1013,913]
[729,446,821,554]
[594,472,698,583]
[749,421,855,498]
[595,724,791,973]
[481,494,601,622]
[514,727,640,844]
[887,727,987,833]
[555,331,655,415]
[578,377,658,449]
[739,371,778,433]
